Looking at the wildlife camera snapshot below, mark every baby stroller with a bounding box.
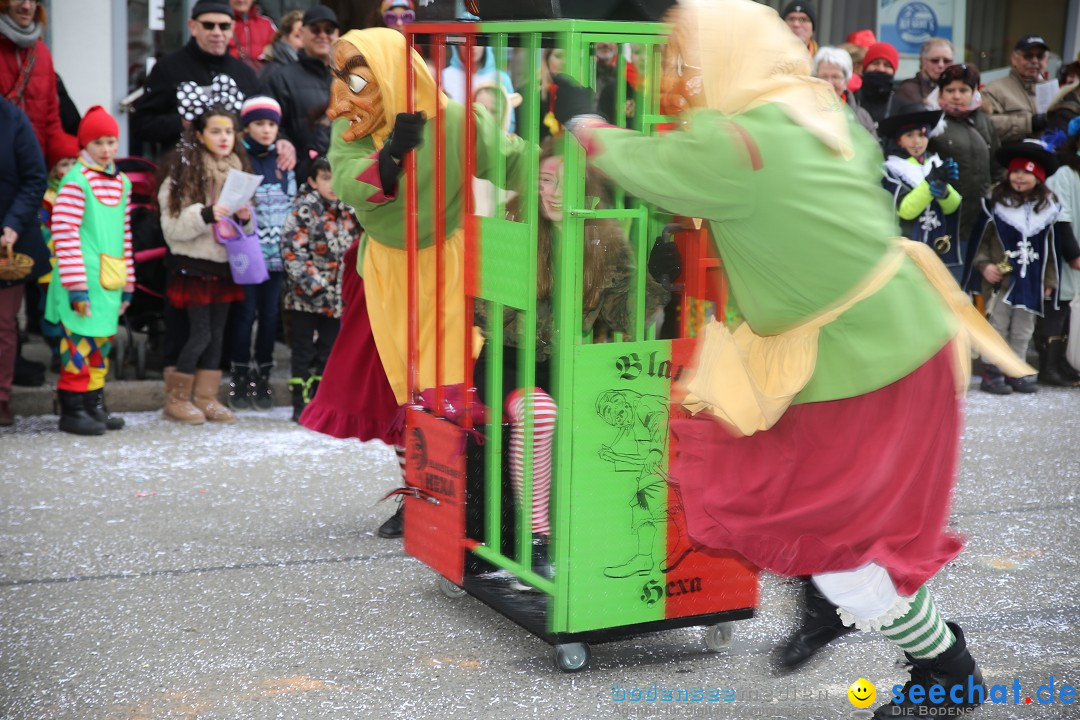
[111,157,167,380]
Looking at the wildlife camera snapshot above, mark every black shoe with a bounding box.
[874,622,984,717]
[979,376,1012,395]
[288,378,309,423]
[83,389,124,430]
[57,390,106,436]
[228,363,253,411]
[1060,360,1080,383]
[1039,337,1079,386]
[252,363,273,410]
[1005,375,1038,393]
[376,504,404,538]
[774,579,855,673]
[511,534,553,591]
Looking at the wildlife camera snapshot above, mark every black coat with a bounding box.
[261,52,332,182]
[0,99,48,287]
[131,39,259,154]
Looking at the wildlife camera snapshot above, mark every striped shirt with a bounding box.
[51,165,134,288]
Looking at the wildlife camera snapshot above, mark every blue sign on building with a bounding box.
[879,0,954,55]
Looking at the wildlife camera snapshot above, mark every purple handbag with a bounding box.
[214,216,269,285]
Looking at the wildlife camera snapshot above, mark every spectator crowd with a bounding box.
[1,0,1078,436]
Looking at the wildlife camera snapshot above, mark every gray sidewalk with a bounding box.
[0,385,1077,720]
[9,332,296,416]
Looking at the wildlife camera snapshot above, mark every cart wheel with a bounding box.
[705,623,734,652]
[134,335,148,380]
[112,332,128,381]
[437,576,466,599]
[554,643,590,673]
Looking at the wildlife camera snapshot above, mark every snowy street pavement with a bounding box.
[0,389,1077,720]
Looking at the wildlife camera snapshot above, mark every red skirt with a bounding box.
[670,343,963,596]
[167,271,245,309]
[299,239,402,446]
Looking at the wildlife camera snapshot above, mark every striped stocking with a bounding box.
[880,586,956,659]
[394,445,406,483]
[505,388,556,536]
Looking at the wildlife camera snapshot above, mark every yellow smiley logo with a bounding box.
[848,678,876,708]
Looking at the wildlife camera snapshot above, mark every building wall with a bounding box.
[49,0,128,152]
[50,0,118,115]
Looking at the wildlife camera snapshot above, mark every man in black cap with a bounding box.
[781,1,817,57]
[261,6,341,180]
[131,0,294,170]
[131,0,295,389]
[984,35,1053,143]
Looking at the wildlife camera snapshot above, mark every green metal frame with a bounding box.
[408,20,734,635]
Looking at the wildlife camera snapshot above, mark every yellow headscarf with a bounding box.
[337,27,446,150]
[669,0,854,159]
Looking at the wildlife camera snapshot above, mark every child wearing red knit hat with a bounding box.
[44,106,134,435]
[965,140,1072,394]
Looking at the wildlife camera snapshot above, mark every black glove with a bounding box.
[928,179,949,199]
[378,112,426,194]
[385,112,426,161]
[926,159,958,185]
[552,74,595,126]
[1032,113,1048,132]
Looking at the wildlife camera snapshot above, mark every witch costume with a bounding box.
[553,1,1034,716]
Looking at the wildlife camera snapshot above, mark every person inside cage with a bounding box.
[473,137,669,590]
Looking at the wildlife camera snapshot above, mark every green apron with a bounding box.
[45,167,130,338]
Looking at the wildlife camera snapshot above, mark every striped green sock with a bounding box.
[879,586,956,659]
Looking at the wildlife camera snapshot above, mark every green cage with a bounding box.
[396,18,758,672]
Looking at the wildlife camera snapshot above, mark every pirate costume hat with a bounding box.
[996,139,1059,183]
[877,104,945,141]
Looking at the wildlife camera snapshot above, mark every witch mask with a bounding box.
[328,42,387,143]
[659,23,705,116]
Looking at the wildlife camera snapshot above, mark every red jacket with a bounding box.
[228,6,276,71]
[0,35,74,163]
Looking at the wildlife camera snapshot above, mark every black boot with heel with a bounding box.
[58,390,106,436]
[252,363,274,410]
[873,622,984,717]
[84,388,124,430]
[228,362,253,410]
[774,579,855,673]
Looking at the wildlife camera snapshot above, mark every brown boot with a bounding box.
[163,371,206,424]
[193,369,235,423]
[0,399,13,426]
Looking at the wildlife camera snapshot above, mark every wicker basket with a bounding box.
[0,245,33,282]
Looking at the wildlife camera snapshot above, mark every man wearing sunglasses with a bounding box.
[261,6,341,181]
[133,0,296,170]
[984,35,1053,144]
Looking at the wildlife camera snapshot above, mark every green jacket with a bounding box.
[44,167,129,338]
[328,101,530,268]
[589,104,954,404]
